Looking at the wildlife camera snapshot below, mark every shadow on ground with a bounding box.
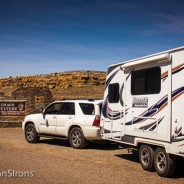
[174,157,184,178]
[39,138,71,147]
[38,138,120,151]
[115,148,139,164]
[115,149,184,179]
[87,141,120,150]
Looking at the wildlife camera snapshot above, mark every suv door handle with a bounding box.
[68,116,72,119]
[53,116,57,119]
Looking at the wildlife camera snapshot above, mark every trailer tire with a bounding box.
[154,147,176,177]
[139,144,154,172]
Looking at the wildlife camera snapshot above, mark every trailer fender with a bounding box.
[135,139,171,153]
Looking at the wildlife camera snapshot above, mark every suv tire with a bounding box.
[69,127,88,149]
[25,124,40,143]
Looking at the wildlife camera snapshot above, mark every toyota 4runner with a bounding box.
[22,99,102,149]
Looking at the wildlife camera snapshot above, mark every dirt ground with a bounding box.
[0,128,184,184]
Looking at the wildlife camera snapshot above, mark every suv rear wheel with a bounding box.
[69,127,88,149]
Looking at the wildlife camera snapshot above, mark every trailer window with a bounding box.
[108,83,119,103]
[131,67,161,95]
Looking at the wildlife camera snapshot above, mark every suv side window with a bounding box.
[60,102,75,115]
[45,103,61,114]
[79,103,95,115]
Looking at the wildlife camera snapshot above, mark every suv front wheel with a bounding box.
[69,127,88,149]
[25,124,40,143]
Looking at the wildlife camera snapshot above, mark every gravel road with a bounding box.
[0,128,183,184]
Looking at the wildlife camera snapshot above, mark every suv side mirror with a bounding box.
[36,107,44,113]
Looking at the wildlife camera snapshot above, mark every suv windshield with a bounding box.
[79,103,95,115]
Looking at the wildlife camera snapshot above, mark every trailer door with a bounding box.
[102,68,124,140]
[124,59,171,142]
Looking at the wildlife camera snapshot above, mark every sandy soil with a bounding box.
[0,128,183,184]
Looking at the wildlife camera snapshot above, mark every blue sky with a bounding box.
[0,0,184,78]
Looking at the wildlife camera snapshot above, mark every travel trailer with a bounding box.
[100,46,184,177]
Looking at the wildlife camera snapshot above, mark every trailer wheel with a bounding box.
[154,147,176,177]
[139,144,154,171]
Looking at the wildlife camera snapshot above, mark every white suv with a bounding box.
[22,99,102,149]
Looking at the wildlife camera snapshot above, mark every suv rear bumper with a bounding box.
[83,126,102,140]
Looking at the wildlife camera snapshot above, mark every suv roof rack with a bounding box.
[60,98,102,101]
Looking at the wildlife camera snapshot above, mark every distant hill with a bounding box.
[0,71,106,100]
[0,71,107,127]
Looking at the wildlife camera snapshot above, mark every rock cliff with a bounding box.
[0,71,106,100]
[0,71,106,127]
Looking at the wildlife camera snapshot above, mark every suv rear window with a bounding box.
[79,103,95,115]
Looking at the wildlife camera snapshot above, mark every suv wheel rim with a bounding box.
[26,127,34,141]
[156,152,166,171]
[141,148,149,165]
[72,131,82,146]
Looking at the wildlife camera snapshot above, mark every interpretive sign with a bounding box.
[0,101,26,116]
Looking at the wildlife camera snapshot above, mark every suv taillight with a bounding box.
[93,115,100,126]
